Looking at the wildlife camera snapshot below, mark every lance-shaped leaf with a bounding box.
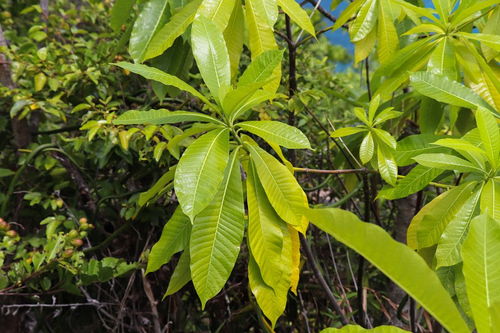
[321,325,410,332]
[190,150,245,307]
[129,0,170,63]
[428,37,457,80]
[378,165,443,200]
[110,0,136,32]
[228,90,275,122]
[245,0,278,56]
[175,128,230,220]
[435,188,482,268]
[432,0,452,20]
[144,0,203,61]
[407,181,477,249]
[114,62,216,109]
[459,32,500,52]
[277,0,315,36]
[410,72,495,112]
[480,179,500,220]
[413,153,485,174]
[350,0,378,42]
[360,132,375,164]
[476,107,500,168]
[138,166,176,207]
[307,208,470,333]
[114,110,224,125]
[222,82,268,116]
[462,214,500,333]
[246,143,308,225]
[237,121,311,149]
[333,0,364,30]
[164,249,191,297]
[197,0,236,31]
[395,134,446,166]
[377,0,399,64]
[238,49,284,87]
[191,16,231,103]
[146,206,191,274]
[246,161,285,289]
[224,2,245,77]
[377,145,397,185]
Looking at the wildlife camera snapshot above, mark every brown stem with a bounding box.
[294,167,373,174]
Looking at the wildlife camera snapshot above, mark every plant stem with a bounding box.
[294,167,373,175]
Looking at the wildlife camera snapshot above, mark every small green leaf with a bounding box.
[330,127,366,138]
[413,153,485,174]
[277,0,315,36]
[377,145,397,185]
[164,250,191,297]
[237,121,311,149]
[360,132,375,164]
[238,49,284,87]
[114,110,223,126]
[378,166,443,200]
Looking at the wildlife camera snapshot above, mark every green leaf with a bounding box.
[190,150,245,307]
[360,132,375,164]
[246,143,307,225]
[321,325,410,332]
[224,3,245,77]
[462,214,500,333]
[228,90,275,122]
[330,127,366,138]
[245,0,278,56]
[175,128,230,220]
[164,250,191,297]
[377,0,399,64]
[428,37,457,80]
[333,0,364,31]
[222,82,269,117]
[410,72,495,112]
[129,0,170,63]
[480,179,500,220]
[237,121,311,149]
[459,32,500,52]
[0,168,15,178]
[307,208,470,333]
[138,166,176,207]
[277,0,315,36]
[373,128,396,149]
[377,145,397,185]
[475,107,500,167]
[395,134,446,166]
[451,0,499,26]
[197,0,236,31]
[238,49,284,87]
[378,166,443,200]
[191,15,231,103]
[110,0,136,32]
[407,181,477,249]
[146,206,191,274]
[114,109,223,125]
[413,153,485,174]
[432,0,453,20]
[144,0,203,61]
[114,62,217,109]
[246,161,285,290]
[435,188,481,268]
[350,0,378,42]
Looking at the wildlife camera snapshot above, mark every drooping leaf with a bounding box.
[435,188,482,268]
[190,150,245,307]
[164,249,191,297]
[307,208,470,333]
[462,214,500,333]
[378,166,443,200]
[237,121,311,149]
[144,0,203,61]
[175,128,230,220]
[114,62,217,109]
[191,15,231,103]
[129,0,170,63]
[246,143,308,225]
[146,206,191,274]
[114,110,224,125]
[277,0,315,36]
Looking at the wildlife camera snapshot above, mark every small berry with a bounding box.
[63,249,74,258]
[71,239,83,247]
[0,219,10,231]
[67,230,79,239]
[6,230,17,238]
[79,217,88,224]
[79,231,88,238]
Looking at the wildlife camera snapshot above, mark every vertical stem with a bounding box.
[410,298,417,333]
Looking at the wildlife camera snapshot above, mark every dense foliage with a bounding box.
[0,0,499,332]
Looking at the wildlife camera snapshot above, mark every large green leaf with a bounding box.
[114,62,216,109]
[245,0,278,56]
[114,109,224,125]
[191,16,231,103]
[435,188,482,268]
[146,206,191,274]
[129,0,170,63]
[410,71,494,112]
[190,150,245,307]
[428,37,457,79]
[350,0,378,42]
[175,128,230,220]
[144,0,203,61]
[237,121,311,149]
[197,0,236,31]
[307,208,470,333]
[246,161,286,289]
[378,165,443,200]
[407,181,477,249]
[475,107,500,168]
[321,325,410,332]
[110,0,136,32]
[413,153,485,174]
[462,214,500,333]
[164,249,191,297]
[224,3,245,77]
[377,0,399,64]
[277,0,315,36]
[238,49,283,87]
[246,143,307,225]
